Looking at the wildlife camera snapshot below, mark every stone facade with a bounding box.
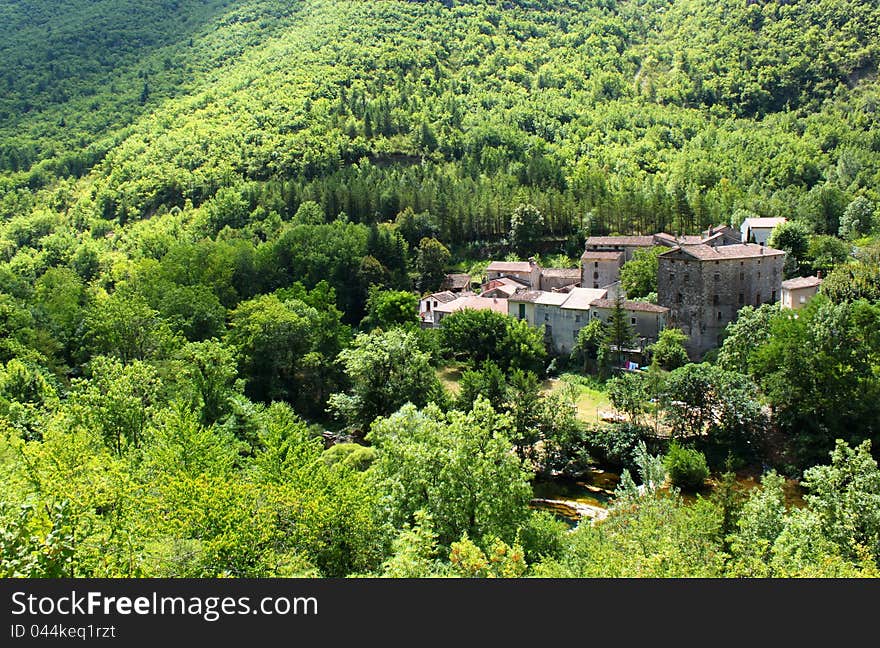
[580,250,624,289]
[539,268,582,291]
[508,287,670,356]
[588,299,669,345]
[658,243,786,357]
[485,259,541,288]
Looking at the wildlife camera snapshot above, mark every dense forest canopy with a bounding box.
[2,0,880,578]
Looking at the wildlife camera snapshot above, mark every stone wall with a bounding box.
[658,250,784,357]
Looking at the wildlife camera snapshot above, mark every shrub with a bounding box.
[321,443,378,471]
[664,442,709,490]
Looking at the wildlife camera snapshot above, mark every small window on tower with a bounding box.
[738,293,744,305]
[594,261,599,268]
[718,311,723,321]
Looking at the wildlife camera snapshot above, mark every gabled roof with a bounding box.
[580,250,624,261]
[560,288,609,310]
[486,261,535,273]
[782,276,822,290]
[590,299,669,314]
[585,235,656,247]
[443,273,471,289]
[660,243,786,261]
[482,283,523,298]
[508,291,544,303]
[426,291,458,303]
[434,295,509,315]
[540,267,582,278]
[534,292,570,306]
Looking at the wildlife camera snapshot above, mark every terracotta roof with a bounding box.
[541,267,582,277]
[590,299,669,314]
[660,243,786,261]
[585,236,656,247]
[782,276,822,290]
[580,250,624,261]
[435,295,509,315]
[654,232,678,242]
[487,261,534,273]
[677,235,705,245]
[560,288,609,310]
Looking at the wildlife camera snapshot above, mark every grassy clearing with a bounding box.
[436,364,612,424]
[543,376,612,424]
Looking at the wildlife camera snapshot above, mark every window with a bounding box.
[714,273,721,281]
[799,295,807,304]
[740,272,744,280]
[715,260,720,265]
[593,283,599,289]
[713,294,719,305]
[718,311,723,321]
[426,302,431,311]
[544,313,549,322]
[575,314,581,323]
[738,293,744,305]
[518,303,526,320]
[756,293,761,306]
[676,293,682,303]
[758,272,761,279]
[684,273,689,282]
[573,329,580,341]
[594,261,599,268]
[593,271,599,280]
[669,273,675,282]
[630,317,636,325]
[772,290,777,301]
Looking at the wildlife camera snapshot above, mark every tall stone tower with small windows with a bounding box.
[657,243,785,357]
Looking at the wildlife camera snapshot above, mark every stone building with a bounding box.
[508,287,667,356]
[485,259,541,288]
[583,235,661,262]
[588,299,669,346]
[658,243,786,357]
[539,267,582,292]
[580,250,624,289]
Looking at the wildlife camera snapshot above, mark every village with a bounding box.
[420,217,824,362]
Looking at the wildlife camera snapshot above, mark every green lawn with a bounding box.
[543,377,612,424]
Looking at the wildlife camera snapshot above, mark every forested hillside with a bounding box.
[2,0,880,579]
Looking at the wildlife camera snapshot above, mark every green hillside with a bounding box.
[3,0,880,238]
[2,0,880,579]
